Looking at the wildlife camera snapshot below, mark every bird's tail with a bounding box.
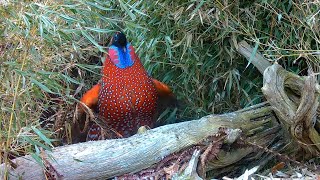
[86,123,102,141]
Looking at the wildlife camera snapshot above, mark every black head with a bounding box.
[111,32,127,48]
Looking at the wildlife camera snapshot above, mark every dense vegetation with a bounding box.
[0,0,319,175]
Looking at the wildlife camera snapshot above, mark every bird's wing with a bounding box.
[152,79,175,98]
[79,83,101,109]
[152,78,178,107]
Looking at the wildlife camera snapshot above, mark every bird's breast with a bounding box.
[98,67,158,137]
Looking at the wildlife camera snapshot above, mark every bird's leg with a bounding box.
[74,102,94,133]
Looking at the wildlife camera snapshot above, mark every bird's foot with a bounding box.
[137,126,151,134]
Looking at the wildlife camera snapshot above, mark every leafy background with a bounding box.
[0,0,319,175]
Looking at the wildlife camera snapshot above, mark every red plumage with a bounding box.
[97,44,158,138]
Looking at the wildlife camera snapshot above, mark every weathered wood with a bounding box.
[0,103,276,180]
[238,40,320,155]
[262,64,320,155]
[237,41,272,74]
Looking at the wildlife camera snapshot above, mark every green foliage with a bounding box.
[0,0,319,175]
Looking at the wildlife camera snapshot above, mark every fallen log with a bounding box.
[1,41,319,179]
[1,102,277,179]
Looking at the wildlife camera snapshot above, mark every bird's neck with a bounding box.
[108,43,134,69]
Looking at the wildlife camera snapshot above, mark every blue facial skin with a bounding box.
[109,43,134,69]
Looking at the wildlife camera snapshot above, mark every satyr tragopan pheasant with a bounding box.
[77,32,176,141]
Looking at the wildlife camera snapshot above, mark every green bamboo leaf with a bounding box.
[125,21,147,30]
[23,136,52,151]
[157,108,170,121]
[125,2,148,17]
[61,74,81,84]
[21,15,31,36]
[191,0,205,15]
[60,14,78,23]
[85,1,114,11]
[40,15,54,29]
[81,30,105,52]
[31,78,55,94]
[165,108,177,123]
[118,0,136,20]
[227,71,232,96]
[85,27,114,33]
[76,64,102,76]
[232,69,240,92]
[39,20,43,37]
[31,152,43,167]
[246,40,259,69]
[31,126,54,148]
